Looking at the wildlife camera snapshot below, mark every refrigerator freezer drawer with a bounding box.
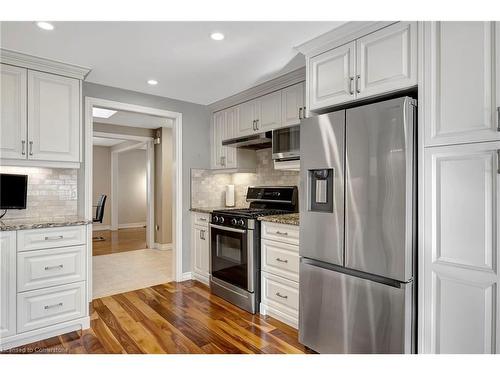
[299,261,414,354]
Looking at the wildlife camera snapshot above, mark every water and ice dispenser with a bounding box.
[308,169,333,212]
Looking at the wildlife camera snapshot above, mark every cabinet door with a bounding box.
[423,142,500,353]
[224,107,238,168]
[309,41,356,110]
[0,231,16,338]
[192,225,209,281]
[211,112,224,169]
[0,64,27,160]
[28,71,80,162]
[425,22,500,146]
[256,91,281,132]
[356,21,417,99]
[238,100,256,136]
[281,82,305,127]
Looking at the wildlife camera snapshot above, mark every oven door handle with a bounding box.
[209,223,246,234]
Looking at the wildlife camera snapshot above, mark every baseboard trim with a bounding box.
[118,222,146,229]
[93,222,147,231]
[192,272,209,285]
[153,242,172,251]
[181,272,193,281]
[0,316,90,351]
[92,224,110,231]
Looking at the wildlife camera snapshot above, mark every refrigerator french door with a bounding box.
[299,96,416,354]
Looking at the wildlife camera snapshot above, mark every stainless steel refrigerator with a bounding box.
[299,96,417,354]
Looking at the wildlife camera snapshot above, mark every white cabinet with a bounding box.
[191,212,210,284]
[0,225,89,351]
[309,41,356,110]
[423,142,500,353]
[356,21,417,99]
[1,61,82,166]
[211,108,256,170]
[212,111,225,169]
[256,91,282,131]
[28,71,80,162]
[424,21,500,146]
[0,232,16,339]
[238,100,257,136]
[281,82,306,126]
[0,64,27,160]
[308,22,417,111]
[260,221,299,328]
[235,91,282,136]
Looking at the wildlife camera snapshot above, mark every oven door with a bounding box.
[210,224,253,292]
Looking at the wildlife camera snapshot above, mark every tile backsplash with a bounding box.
[191,149,299,208]
[0,166,78,221]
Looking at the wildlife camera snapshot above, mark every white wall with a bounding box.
[92,146,111,226]
[117,149,147,226]
[83,82,211,272]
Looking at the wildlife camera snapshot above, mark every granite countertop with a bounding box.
[258,213,299,226]
[0,216,92,231]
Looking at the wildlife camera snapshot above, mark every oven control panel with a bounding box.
[212,214,249,229]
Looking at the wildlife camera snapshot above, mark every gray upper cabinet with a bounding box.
[424,21,500,146]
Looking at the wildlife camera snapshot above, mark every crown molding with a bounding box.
[208,67,305,113]
[294,21,398,58]
[0,48,91,80]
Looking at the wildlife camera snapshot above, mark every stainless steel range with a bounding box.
[210,186,298,313]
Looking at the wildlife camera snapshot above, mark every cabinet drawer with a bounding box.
[262,272,299,313]
[262,239,299,282]
[193,213,210,227]
[261,222,299,245]
[17,245,85,292]
[17,225,86,252]
[17,281,86,333]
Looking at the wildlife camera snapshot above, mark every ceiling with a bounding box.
[92,137,147,150]
[0,21,344,104]
[92,137,125,147]
[93,107,169,129]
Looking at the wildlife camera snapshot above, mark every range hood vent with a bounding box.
[222,131,272,150]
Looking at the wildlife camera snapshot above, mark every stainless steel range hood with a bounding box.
[222,131,272,150]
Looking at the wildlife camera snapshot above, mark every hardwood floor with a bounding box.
[4,281,311,354]
[93,227,147,256]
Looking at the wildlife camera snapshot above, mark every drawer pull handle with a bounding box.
[199,218,207,221]
[275,258,288,263]
[44,235,64,241]
[275,292,288,299]
[275,231,288,236]
[44,264,64,271]
[44,302,63,310]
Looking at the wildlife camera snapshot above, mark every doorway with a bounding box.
[83,98,183,301]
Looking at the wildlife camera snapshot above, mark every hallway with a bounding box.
[92,227,147,256]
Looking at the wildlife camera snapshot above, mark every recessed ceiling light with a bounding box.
[36,22,54,31]
[93,108,117,119]
[147,79,158,86]
[210,32,225,41]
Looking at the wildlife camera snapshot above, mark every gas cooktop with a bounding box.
[212,208,293,219]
